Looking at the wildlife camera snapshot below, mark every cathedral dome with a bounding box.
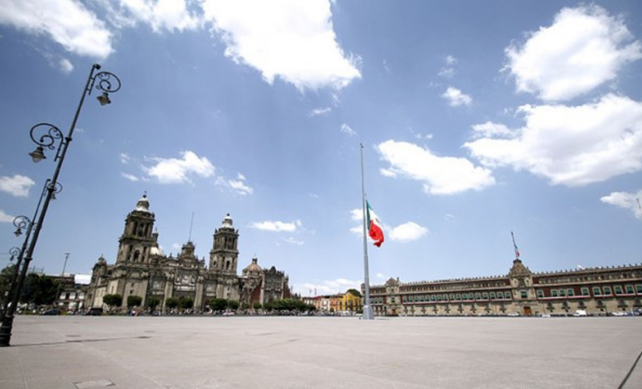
[221,213,233,228]
[150,245,164,256]
[243,257,262,275]
[135,193,150,212]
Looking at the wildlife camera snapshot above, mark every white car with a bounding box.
[573,310,587,317]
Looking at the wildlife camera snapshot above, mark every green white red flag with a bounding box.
[366,201,384,247]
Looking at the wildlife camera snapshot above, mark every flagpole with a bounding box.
[360,144,374,320]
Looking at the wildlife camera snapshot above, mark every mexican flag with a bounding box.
[366,201,384,247]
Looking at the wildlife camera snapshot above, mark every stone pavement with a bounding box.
[0,315,640,389]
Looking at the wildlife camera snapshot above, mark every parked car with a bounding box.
[86,308,103,316]
[573,310,588,317]
[41,309,61,316]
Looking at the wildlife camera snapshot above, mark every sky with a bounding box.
[1,0,641,296]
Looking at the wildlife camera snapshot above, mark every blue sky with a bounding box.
[1,0,641,295]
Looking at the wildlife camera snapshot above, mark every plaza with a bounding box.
[0,315,640,388]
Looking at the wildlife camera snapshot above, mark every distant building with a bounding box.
[363,258,642,316]
[49,274,87,311]
[86,194,290,312]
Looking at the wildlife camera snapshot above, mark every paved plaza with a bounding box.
[0,315,640,388]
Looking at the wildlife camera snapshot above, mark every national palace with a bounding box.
[85,194,291,312]
[365,258,642,316]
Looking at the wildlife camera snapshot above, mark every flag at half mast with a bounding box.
[511,231,520,259]
[366,201,384,247]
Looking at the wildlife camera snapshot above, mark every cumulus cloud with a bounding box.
[389,222,429,242]
[117,0,201,32]
[0,174,35,197]
[464,94,642,186]
[59,58,74,73]
[121,172,140,182]
[144,151,215,184]
[442,87,472,107]
[0,209,15,223]
[601,190,642,219]
[224,173,254,196]
[471,121,515,139]
[251,219,301,232]
[341,123,357,136]
[202,0,361,91]
[377,140,495,195]
[505,5,642,101]
[438,55,457,78]
[0,0,113,59]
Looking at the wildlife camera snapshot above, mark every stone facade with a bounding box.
[86,194,290,312]
[364,258,642,316]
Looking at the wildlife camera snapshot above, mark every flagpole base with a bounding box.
[361,305,374,320]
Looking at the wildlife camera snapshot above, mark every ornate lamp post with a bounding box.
[0,64,121,347]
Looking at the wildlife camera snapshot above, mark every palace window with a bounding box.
[537,290,544,298]
[625,285,635,294]
[456,294,462,300]
[415,296,419,302]
[520,290,528,299]
[490,292,495,299]
[505,292,512,300]
[581,287,590,296]
[636,284,642,293]
[559,289,566,297]
[431,295,436,302]
[468,293,474,300]
[593,287,602,296]
[614,285,623,294]
[603,286,612,296]
[497,292,503,299]
[552,290,558,297]
[482,293,488,299]
[567,289,574,297]
[437,295,442,301]
[475,293,481,300]
[443,294,449,301]
[449,294,455,301]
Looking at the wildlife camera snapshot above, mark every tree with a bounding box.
[0,264,17,306]
[227,300,240,310]
[178,296,194,310]
[147,296,161,310]
[209,298,227,311]
[127,295,142,308]
[165,297,179,312]
[347,289,362,298]
[102,294,123,312]
[252,302,262,310]
[22,274,60,306]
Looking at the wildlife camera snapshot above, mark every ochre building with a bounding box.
[86,194,290,312]
[365,258,642,316]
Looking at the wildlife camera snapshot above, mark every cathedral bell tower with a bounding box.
[116,193,156,264]
[209,214,239,274]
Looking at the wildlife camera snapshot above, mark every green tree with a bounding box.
[178,296,194,310]
[165,297,179,312]
[102,294,123,311]
[127,295,142,308]
[147,296,161,310]
[240,302,250,310]
[209,298,227,311]
[227,300,240,310]
[0,264,17,306]
[252,302,262,310]
[22,274,59,306]
[347,289,362,298]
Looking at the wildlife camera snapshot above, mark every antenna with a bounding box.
[188,212,195,242]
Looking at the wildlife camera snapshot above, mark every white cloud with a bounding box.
[227,173,254,196]
[340,123,357,136]
[121,172,139,182]
[0,0,113,59]
[0,174,35,197]
[505,5,642,102]
[377,140,495,195]
[202,0,361,91]
[283,237,304,245]
[74,274,91,285]
[117,0,201,32]
[251,220,301,232]
[389,222,429,242]
[0,209,15,223]
[308,107,332,117]
[120,153,132,164]
[145,151,215,184]
[442,87,472,107]
[438,55,457,78]
[59,58,73,73]
[464,94,642,186]
[375,273,386,280]
[601,190,642,219]
[471,121,515,139]
[296,278,361,295]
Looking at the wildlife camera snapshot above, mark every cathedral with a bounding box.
[85,194,291,312]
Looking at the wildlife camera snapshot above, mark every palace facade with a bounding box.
[365,258,642,316]
[86,194,291,312]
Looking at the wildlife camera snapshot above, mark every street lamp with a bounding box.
[12,216,30,238]
[0,64,121,347]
